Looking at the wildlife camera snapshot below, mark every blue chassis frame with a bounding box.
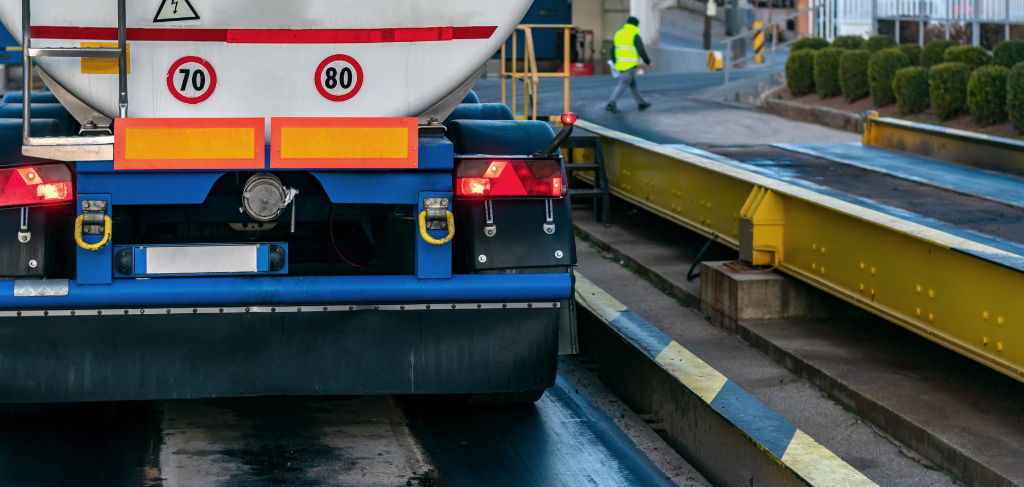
[2,135,573,310]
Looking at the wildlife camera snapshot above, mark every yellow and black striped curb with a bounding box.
[574,272,876,487]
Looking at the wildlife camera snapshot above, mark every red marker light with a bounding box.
[455,158,564,198]
[561,112,577,125]
[0,165,74,207]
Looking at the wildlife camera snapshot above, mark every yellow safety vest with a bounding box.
[613,24,641,72]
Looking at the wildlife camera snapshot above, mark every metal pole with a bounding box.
[563,27,570,115]
[920,0,925,46]
[1006,0,1011,41]
[769,24,777,83]
[723,38,731,94]
[972,0,980,45]
[117,0,127,118]
[501,43,506,106]
[21,0,30,144]
[945,0,950,39]
[871,0,879,34]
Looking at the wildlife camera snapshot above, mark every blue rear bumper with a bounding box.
[1,273,573,310]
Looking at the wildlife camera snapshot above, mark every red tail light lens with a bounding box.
[0,165,73,208]
[455,159,563,198]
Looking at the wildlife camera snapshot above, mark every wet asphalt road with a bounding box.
[0,359,701,487]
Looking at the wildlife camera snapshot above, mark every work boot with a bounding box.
[638,102,652,111]
[605,103,620,114]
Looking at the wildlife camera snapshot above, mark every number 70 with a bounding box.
[178,68,207,92]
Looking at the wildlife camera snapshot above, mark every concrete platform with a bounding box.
[573,203,1024,487]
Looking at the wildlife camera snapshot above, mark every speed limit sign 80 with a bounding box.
[167,56,217,104]
[315,54,363,102]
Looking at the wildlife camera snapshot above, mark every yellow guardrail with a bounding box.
[500,24,574,121]
[575,119,1024,382]
[863,112,1024,177]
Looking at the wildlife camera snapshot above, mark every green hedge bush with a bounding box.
[922,40,958,68]
[1009,63,1024,134]
[813,48,846,98]
[898,44,923,66]
[893,66,930,115]
[839,50,872,102]
[866,35,897,52]
[993,40,1024,68]
[929,62,972,120]
[869,48,910,106]
[944,45,991,69]
[967,65,1010,126]
[786,49,817,96]
[792,37,830,52]
[832,35,866,50]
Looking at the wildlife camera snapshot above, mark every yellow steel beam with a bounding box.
[863,114,1024,177]
[575,119,1024,382]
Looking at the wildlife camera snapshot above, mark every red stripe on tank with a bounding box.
[30,26,495,43]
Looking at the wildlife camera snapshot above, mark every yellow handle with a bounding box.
[75,214,112,251]
[418,210,455,245]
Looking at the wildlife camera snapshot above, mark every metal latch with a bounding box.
[484,200,496,237]
[81,200,108,235]
[543,199,555,234]
[17,207,30,243]
[423,198,449,230]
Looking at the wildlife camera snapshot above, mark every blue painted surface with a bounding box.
[775,142,1024,209]
[498,0,572,60]
[608,309,673,357]
[664,143,1024,257]
[416,191,453,279]
[76,194,112,285]
[77,167,226,205]
[1,273,572,309]
[0,29,22,65]
[709,381,797,459]
[417,135,455,170]
[312,171,452,204]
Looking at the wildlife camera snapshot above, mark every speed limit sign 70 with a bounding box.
[167,56,217,104]
[315,54,363,102]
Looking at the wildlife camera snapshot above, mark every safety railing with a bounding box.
[20,0,126,146]
[871,0,1024,45]
[500,24,573,121]
[721,3,826,89]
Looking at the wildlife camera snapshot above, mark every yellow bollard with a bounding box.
[753,22,764,64]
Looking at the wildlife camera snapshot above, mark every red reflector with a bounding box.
[561,112,577,125]
[0,165,73,207]
[455,159,563,198]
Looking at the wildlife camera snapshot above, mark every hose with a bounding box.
[74,215,112,251]
[686,233,719,281]
[418,211,455,245]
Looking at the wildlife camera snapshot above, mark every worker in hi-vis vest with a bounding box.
[606,16,652,113]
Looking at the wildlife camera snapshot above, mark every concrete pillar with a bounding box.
[699,261,832,332]
[796,0,811,37]
[629,0,676,46]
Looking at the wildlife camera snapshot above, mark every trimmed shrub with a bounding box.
[832,35,866,50]
[893,66,930,115]
[869,48,910,106]
[967,65,1010,127]
[792,37,830,52]
[944,45,991,69]
[813,48,846,98]
[929,62,972,120]
[898,44,923,66]
[786,49,817,96]
[993,40,1024,68]
[840,50,872,102]
[1009,63,1024,134]
[922,39,958,68]
[866,35,897,52]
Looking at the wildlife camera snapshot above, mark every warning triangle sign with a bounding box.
[153,0,200,23]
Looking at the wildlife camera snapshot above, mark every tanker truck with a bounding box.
[0,0,578,404]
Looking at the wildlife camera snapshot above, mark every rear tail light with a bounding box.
[455,159,563,198]
[0,165,73,208]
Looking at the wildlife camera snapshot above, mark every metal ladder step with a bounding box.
[28,47,121,58]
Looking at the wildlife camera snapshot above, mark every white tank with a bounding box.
[0,0,528,140]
